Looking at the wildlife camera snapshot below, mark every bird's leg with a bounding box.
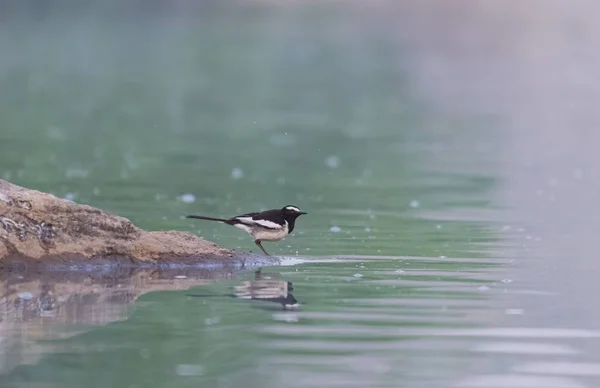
[254,240,270,256]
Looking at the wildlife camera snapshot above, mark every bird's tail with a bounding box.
[186,215,234,224]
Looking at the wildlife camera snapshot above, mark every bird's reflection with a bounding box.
[0,266,300,376]
[187,269,300,310]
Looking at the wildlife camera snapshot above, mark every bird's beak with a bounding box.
[300,211,307,215]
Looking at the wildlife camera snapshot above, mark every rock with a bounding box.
[0,179,240,266]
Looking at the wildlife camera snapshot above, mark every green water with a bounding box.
[0,3,514,388]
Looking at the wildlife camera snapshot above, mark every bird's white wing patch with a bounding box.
[235,216,257,225]
[235,217,283,229]
[253,219,284,229]
[284,206,301,212]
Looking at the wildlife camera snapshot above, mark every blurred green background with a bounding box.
[0,0,496,257]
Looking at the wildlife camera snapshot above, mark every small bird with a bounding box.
[186,205,307,256]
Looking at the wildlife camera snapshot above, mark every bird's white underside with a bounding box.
[234,219,289,241]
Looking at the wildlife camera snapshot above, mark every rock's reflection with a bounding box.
[0,267,240,374]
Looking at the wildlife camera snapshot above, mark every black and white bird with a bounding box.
[186,205,307,256]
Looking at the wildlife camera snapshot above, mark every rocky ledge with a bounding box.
[0,179,257,268]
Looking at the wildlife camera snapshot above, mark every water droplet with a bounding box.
[64,192,77,201]
[0,192,11,204]
[65,167,89,179]
[231,168,244,179]
[18,292,33,300]
[325,156,340,168]
[175,364,204,376]
[204,317,221,325]
[92,187,101,196]
[330,226,341,233]
[478,285,490,291]
[409,200,420,208]
[502,279,513,284]
[505,308,524,315]
[353,273,363,278]
[178,193,196,203]
[364,227,371,232]
[436,224,442,229]
[174,275,187,279]
[394,269,405,273]
[46,126,66,141]
[439,255,447,259]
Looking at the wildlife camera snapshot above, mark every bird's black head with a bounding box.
[281,205,307,219]
[281,205,306,233]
